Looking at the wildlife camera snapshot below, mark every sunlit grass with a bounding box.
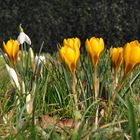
[0,29,140,139]
[0,50,140,139]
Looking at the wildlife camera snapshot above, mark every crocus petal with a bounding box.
[74,47,80,67]
[6,64,20,90]
[59,47,66,62]
[123,40,140,76]
[3,41,12,59]
[85,39,92,57]
[110,47,123,73]
[63,39,68,46]
[68,38,74,48]
[85,37,104,67]
[90,37,99,55]
[74,38,81,49]
[3,40,19,65]
[130,40,139,46]
[59,38,80,75]
[98,38,104,54]
[12,40,19,65]
[64,47,75,74]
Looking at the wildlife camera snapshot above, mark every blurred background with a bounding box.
[0,0,140,53]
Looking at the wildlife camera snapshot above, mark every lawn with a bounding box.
[0,31,140,140]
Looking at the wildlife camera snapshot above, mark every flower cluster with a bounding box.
[1,26,140,117]
[110,40,140,79]
[2,26,33,114]
[3,31,31,66]
[59,37,140,102]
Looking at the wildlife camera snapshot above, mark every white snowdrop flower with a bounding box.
[35,55,46,66]
[17,32,31,45]
[6,64,20,90]
[26,94,33,114]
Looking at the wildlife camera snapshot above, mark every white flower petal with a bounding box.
[17,32,31,45]
[25,34,31,45]
[6,64,20,90]
[17,32,25,44]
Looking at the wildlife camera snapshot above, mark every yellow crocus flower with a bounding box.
[63,38,81,49]
[59,38,80,75]
[3,39,19,65]
[85,37,104,99]
[123,40,140,77]
[85,37,104,67]
[110,47,123,74]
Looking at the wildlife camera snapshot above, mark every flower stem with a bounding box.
[112,75,125,102]
[95,104,99,129]
[113,72,118,89]
[108,75,126,118]
[72,73,77,95]
[93,65,99,129]
[72,73,81,121]
[93,65,99,100]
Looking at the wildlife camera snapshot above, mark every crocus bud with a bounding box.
[85,37,104,67]
[3,39,19,65]
[123,40,140,77]
[59,38,81,75]
[110,47,123,74]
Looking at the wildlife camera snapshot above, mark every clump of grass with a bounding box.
[0,26,140,139]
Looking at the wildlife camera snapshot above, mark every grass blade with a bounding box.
[127,97,139,140]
